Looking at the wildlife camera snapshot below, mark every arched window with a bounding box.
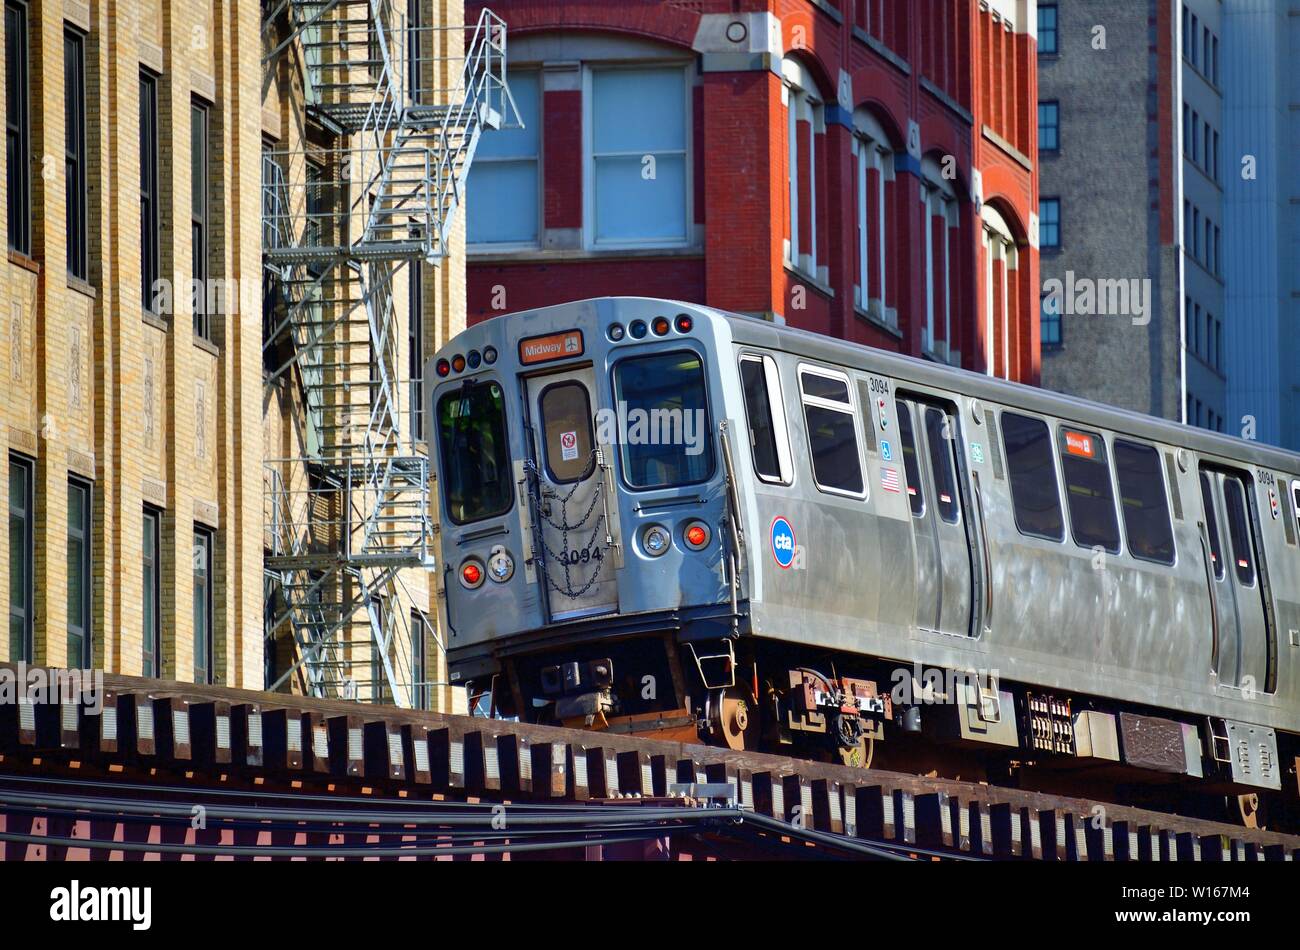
[981,204,1018,380]
[851,109,894,326]
[782,57,824,279]
[920,156,958,361]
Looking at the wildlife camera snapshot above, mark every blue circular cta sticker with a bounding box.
[770,516,796,569]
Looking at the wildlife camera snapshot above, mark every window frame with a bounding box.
[738,352,794,486]
[851,110,892,323]
[1040,290,1062,349]
[1038,100,1060,153]
[920,161,957,359]
[65,26,88,281]
[610,348,716,492]
[143,505,163,677]
[435,380,516,525]
[1057,426,1121,554]
[191,98,211,340]
[409,262,424,440]
[139,69,161,316]
[66,477,93,667]
[537,378,597,484]
[797,363,867,500]
[468,67,542,250]
[5,0,32,255]
[193,526,214,684]
[1000,411,1066,542]
[1037,3,1058,55]
[783,58,824,275]
[1112,438,1177,566]
[1039,197,1061,249]
[8,452,35,663]
[583,62,693,251]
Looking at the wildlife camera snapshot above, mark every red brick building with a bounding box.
[467,0,1041,382]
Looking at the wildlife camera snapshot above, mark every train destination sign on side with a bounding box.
[519,329,584,365]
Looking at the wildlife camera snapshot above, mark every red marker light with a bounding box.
[462,562,482,586]
[674,314,693,333]
[685,525,708,547]
[436,359,450,378]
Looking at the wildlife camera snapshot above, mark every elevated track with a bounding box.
[1,666,1296,861]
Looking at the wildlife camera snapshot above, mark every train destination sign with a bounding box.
[519,329,584,365]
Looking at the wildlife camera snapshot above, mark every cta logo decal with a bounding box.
[770,516,796,569]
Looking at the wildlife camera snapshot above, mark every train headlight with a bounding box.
[483,346,498,365]
[608,323,625,342]
[683,521,711,550]
[642,524,671,556]
[459,558,486,589]
[487,547,514,583]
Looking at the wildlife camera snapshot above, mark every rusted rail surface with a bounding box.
[0,665,1296,861]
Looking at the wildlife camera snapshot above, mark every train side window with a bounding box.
[738,354,792,484]
[1199,472,1224,579]
[1292,480,1300,543]
[538,381,595,483]
[1113,439,1176,565]
[799,366,865,497]
[1058,427,1120,554]
[897,402,924,516]
[924,407,960,523]
[1001,412,1065,541]
[1223,476,1256,585]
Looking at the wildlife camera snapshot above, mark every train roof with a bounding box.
[529,296,1300,476]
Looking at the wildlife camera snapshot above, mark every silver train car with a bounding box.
[428,297,1299,825]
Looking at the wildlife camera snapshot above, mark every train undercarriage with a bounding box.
[467,627,1300,835]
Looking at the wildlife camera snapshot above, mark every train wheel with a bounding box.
[712,685,757,752]
[836,729,874,770]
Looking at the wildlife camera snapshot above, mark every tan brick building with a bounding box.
[2,0,501,710]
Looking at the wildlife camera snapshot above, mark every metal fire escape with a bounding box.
[260,0,515,704]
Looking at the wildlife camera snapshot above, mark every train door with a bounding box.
[524,368,619,621]
[1198,468,1270,689]
[897,398,973,636]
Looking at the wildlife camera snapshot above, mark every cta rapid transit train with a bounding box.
[428,297,1299,828]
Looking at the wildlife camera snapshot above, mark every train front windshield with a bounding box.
[612,351,713,489]
[436,381,513,524]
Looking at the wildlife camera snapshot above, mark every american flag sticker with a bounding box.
[881,467,901,493]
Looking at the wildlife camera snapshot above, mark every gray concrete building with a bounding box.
[1036,0,1227,432]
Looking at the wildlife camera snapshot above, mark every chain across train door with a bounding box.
[524,367,620,621]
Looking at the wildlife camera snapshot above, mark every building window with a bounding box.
[1211,35,1219,84]
[1040,291,1062,349]
[468,69,539,246]
[140,70,160,315]
[852,110,892,324]
[1038,101,1059,152]
[921,157,957,359]
[1038,4,1058,54]
[67,478,92,667]
[5,1,31,255]
[65,28,88,281]
[982,205,1019,380]
[1039,198,1061,248]
[411,609,429,710]
[191,100,211,340]
[409,262,424,440]
[1189,14,1199,66]
[8,454,34,662]
[588,65,689,247]
[193,528,213,684]
[142,507,162,677]
[783,57,824,276]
